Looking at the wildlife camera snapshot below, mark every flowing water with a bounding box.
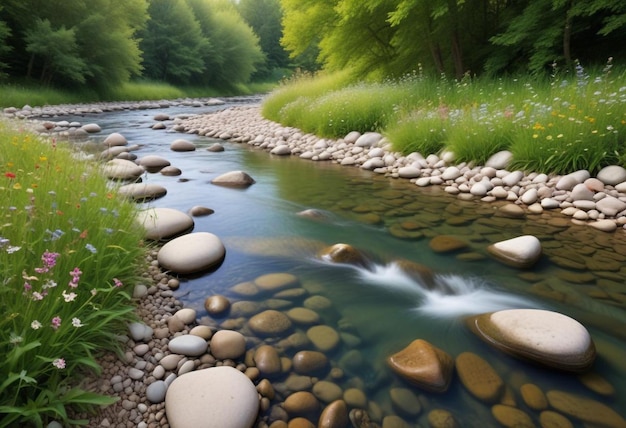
[60,99,626,426]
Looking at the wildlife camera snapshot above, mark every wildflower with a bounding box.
[113,278,123,288]
[9,332,23,345]
[24,282,32,292]
[5,172,16,179]
[52,358,66,369]
[51,316,62,330]
[62,290,77,302]
[32,292,44,301]
[91,289,97,296]
[31,320,42,330]
[35,251,60,273]
[12,183,22,190]
[42,280,57,289]
[0,237,8,247]
[85,243,97,254]
[72,317,83,328]
[68,268,82,288]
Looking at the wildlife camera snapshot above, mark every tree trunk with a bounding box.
[450,30,464,78]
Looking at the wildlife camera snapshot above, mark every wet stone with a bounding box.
[455,352,504,404]
[254,272,300,293]
[248,310,293,337]
[546,390,626,427]
[307,325,340,353]
[491,404,534,428]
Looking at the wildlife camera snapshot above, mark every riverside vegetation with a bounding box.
[0,123,147,426]
[263,60,626,175]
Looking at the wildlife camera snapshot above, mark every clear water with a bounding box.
[59,100,626,426]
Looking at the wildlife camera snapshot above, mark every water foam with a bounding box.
[354,261,539,317]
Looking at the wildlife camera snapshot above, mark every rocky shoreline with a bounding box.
[3,101,626,428]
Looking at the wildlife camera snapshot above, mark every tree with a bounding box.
[140,0,208,83]
[24,19,86,85]
[0,13,11,79]
[237,0,290,79]
[185,0,264,87]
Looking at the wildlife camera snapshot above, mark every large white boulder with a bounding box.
[165,366,259,428]
[136,207,194,240]
[157,232,225,275]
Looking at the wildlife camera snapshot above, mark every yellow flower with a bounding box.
[546,135,553,140]
[532,134,539,139]
[39,156,47,162]
[12,182,22,190]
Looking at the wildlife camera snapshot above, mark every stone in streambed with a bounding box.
[318,243,372,269]
[387,339,454,393]
[118,183,167,202]
[254,272,299,293]
[136,207,194,240]
[318,400,349,428]
[491,404,534,428]
[307,325,340,353]
[170,138,196,151]
[283,391,320,418]
[211,170,255,187]
[487,235,542,268]
[467,309,595,372]
[102,132,128,147]
[210,330,246,360]
[103,158,144,180]
[546,390,626,427]
[253,345,282,377]
[188,205,214,216]
[429,235,468,253]
[137,155,171,173]
[248,310,292,337]
[455,352,504,403]
[204,295,231,317]
[157,232,225,275]
[292,350,329,376]
[165,366,258,428]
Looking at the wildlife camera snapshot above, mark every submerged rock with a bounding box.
[387,339,454,393]
[467,309,596,372]
[318,243,372,269]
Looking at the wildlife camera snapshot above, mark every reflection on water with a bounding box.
[61,102,626,426]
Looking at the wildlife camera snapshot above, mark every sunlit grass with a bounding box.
[0,122,147,426]
[262,62,626,174]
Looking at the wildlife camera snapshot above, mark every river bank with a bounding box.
[3,100,626,427]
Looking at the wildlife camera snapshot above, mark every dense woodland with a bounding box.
[0,0,624,92]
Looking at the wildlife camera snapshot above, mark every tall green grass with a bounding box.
[261,62,626,175]
[0,123,147,426]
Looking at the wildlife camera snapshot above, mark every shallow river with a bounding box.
[60,98,626,426]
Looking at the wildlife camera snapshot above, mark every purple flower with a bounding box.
[113,278,123,288]
[52,358,66,369]
[68,268,82,288]
[51,316,62,330]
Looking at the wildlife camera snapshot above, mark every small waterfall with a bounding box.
[353,261,540,317]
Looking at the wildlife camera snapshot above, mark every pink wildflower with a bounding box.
[113,278,123,288]
[52,358,66,369]
[51,316,62,330]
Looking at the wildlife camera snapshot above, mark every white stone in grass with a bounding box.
[597,165,626,186]
[485,151,513,169]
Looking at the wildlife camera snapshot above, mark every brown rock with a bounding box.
[312,381,343,404]
[318,400,349,428]
[387,339,454,393]
[293,351,329,376]
[538,410,573,428]
[284,391,320,417]
[427,409,458,428]
[204,295,231,317]
[287,418,315,428]
[307,325,340,353]
[429,235,468,253]
[286,307,320,325]
[546,390,626,427]
[455,352,504,403]
[318,243,372,268]
[577,371,616,396]
[390,387,421,417]
[210,330,246,360]
[255,272,300,292]
[520,383,547,410]
[248,310,292,337]
[254,345,282,377]
[491,404,534,427]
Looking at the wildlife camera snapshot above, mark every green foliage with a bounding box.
[141,0,207,83]
[0,13,11,79]
[384,113,448,157]
[24,19,86,85]
[0,124,147,426]
[237,0,290,79]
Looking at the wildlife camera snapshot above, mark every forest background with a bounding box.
[0,0,624,100]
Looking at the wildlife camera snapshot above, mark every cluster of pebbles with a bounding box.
[3,101,626,427]
[171,105,626,233]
